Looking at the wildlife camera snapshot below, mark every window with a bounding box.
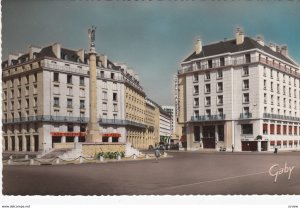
[196,61,201,69]
[194,98,199,107]
[263,67,266,76]
[271,95,274,105]
[206,109,211,116]
[100,71,104,78]
[102,102,107,111]
[102,113,107,119]
[241,124,253,135]
[208,59,212,68]
[243,107,250,114]
[67,75,72,84]
[54,97,59,107]
[263,124,268,135]
[243,93,249,103]
[80,100,85,109]
[26,75,29,83]
[263,80,267,90]
[194,110,199,117]
[283,86,286,95]
[113,104,118,112]
[217,95,223,105]
[34,97,37,107]
[11,89,14,98]
[113,93,118,101]
[102,91,107,100]
[80,88,85,97]
[205,84,211,93]
[194,85,199,94]
[277,96,280,106]
[34,85,37,94]
[245,54,251,63]
[217,82,223,92]
[205,72,210,80]
[67,124,73,132]
[67,99,73,108]
[270,82,273,91]
[277,84,280,93]
[270,69,273,78]
[193,73,198,82]
[17,88,21,97]
[220,57,225,67]
[80,76,85,85]
[242,66,249,76]
[34,73,37,82]
[26,99,29,108]
[218,108,223,115]
[103,81,107,89]
[111,73,115,80]
[67,87,72,96]
[217,70,223,78]
[53,72,59,82]
[243,80,249,89]
[205,97,211,106]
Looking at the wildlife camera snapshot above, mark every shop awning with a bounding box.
[103,133,121,138]
[51,132,86,137]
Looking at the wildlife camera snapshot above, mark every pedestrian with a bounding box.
[154,145,160,161]
[232,145,234,153]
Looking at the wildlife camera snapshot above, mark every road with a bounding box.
[3,151,300,195]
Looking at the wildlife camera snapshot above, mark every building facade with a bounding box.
[162,105,177,140]
[158,107,172,144]
[2,43,158,153]
[177,28,300,152]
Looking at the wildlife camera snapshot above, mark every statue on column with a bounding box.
[88,26,96,48]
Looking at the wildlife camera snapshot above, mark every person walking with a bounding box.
[232,144,234,153]
[154,145,160,161]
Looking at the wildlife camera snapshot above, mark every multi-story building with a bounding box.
[158,107,172,144]
[177,28,300,152]
[162,105,176,140]
[145,98,160,148]
[1,43,156,153]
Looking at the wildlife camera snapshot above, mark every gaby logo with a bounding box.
[269,162,295,183]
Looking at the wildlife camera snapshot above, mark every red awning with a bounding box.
[180,135,187,142]
[103,133,121,138]
[51,132,86,137]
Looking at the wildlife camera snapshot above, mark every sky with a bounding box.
[2,0,300,106]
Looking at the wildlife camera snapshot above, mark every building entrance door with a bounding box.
[261,141,268,151]
[202,126,216,148]
[202,137,216,148]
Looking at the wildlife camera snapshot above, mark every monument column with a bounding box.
[86,26,100,143]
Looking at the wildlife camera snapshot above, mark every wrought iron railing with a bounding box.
[190,114,226,121]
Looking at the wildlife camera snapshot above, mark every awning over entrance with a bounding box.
[50,132,86,137]
[103,133,121,137]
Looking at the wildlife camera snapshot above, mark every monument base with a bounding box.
[86,130,101,143]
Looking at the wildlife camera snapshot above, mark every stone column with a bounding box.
[30,130,35,152]
[2,137,6,151]
[86,44,99,143]
[257,140,261,152]
[15,130,19,151]
[8,130,12,151]
[61,136,66,143]
[74,136,79,143]
[108,136,112,143]
[22,130,27,152]
[267,140,270,151]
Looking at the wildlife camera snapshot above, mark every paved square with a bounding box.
[3,151,300,195]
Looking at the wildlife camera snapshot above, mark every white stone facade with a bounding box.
[178,30,300,152]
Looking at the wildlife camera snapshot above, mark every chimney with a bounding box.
[281,45,288,57]
[195,39,202,55]
[276,46,281,52]
[256,36,264,46]
[236,27,244,45]
[8,54,18,66]
[269,43,276,52]
[29,45,41,59]
[76,48,84,63]
[99,54,107,68]
[52,43,61,59]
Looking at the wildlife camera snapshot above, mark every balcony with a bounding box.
[99,118,146,128]
[240,113,252,119]
[263,113,300,122]
[2,115,89,124]
[190,114,226,122]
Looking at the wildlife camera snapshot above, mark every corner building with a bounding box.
[177,28,300,152]
[2,43,158,153]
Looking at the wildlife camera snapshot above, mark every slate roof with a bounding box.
[183,37,297,66]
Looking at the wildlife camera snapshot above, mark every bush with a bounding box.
[96,151,125,159]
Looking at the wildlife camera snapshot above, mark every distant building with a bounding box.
[159,108,172,144]
[162,105,176,139]
[177,28,300,152]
